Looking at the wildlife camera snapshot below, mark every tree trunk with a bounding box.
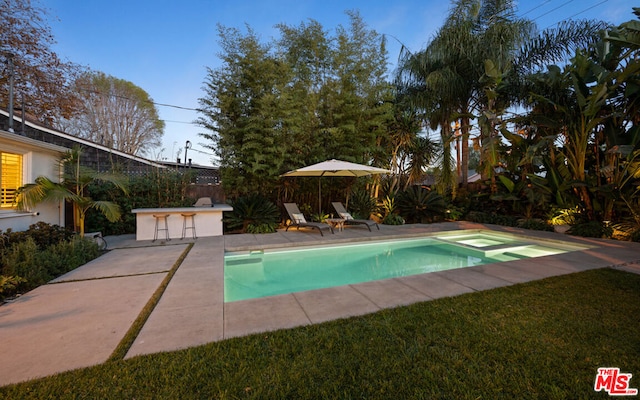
[461,115,470,187]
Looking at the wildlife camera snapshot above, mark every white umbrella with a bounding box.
[281,159,391,213]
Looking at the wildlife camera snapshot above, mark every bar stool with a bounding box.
[152,214,170,242]
[181,213,197,239]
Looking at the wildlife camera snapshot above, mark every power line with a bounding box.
[523,0,612,29]
[532,0,575,21]
[162,119,198,125]
[520,0,552,17]
[150,101,198,111]
[75,85,199,111]
[562,0,610,21]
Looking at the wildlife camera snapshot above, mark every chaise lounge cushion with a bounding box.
[291,213,306,223]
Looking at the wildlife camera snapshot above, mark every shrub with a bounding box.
[569,221,613,238]
[224,195,280,233]
[1,237,43,285]
[28,221,76,248]
[465,211,519,227]
[0,275,25,300]
[348,189,378,220]
[379,196,404,225]
[310,213,330,223]
[382,214,405,225]
[86,170,195,235]
[397,187,446,224]
[516,218,554,232]
[0,236,101,300]
[246,222,279,234]
[444,204,465,221]
[0,222,74,253]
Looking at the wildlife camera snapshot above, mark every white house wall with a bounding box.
[0,132,67,233]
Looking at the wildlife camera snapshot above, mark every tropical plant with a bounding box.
[223,195,280,233]
[525,10,640,222]
[380,195,404,225]
[548,207,579,226]
[516,218,554,232]
[444,204,465,221]
[569,221,613,238]
[16,147,128,236]
[347,189,378,220]
[382,106,436,193]
[397,186,446,224]
[396,0,606,193]
[492,174,550,219]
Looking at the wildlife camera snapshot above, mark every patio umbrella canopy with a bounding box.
[281,159,391,213]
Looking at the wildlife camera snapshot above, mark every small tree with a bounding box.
[16,147,128,236]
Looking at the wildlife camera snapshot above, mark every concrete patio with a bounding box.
[0,221,639,386]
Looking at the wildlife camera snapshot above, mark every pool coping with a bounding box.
[218,223,640,340]
[223,228,593,302]
[1,222,639,386]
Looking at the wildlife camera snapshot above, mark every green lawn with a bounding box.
[2,268,639,399]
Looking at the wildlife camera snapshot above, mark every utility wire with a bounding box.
[520,0,552,17]
[562,0,609,21]
[531,0,575,21]
[74,85,199,111]
[162,119,197,125]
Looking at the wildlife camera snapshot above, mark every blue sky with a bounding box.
[45,0,634,166]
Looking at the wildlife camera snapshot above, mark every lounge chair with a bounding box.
[283,203,334,236]
[331,202,379,231]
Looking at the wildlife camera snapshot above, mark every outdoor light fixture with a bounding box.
[184,140,192,167]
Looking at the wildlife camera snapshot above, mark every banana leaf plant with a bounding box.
[16,147,129,236]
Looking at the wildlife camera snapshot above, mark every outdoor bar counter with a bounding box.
[131,204,233,241]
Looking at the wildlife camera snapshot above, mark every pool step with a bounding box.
[226,258,263,266]
[434,237,535,258]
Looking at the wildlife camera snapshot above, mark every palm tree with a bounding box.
[397,0,608,191]
[16,147,128,236]
[396,22,472,193]
[382,103,437,193]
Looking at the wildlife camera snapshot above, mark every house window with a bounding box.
[1,152,23,208]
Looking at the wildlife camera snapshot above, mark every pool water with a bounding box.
[224,231,584,302]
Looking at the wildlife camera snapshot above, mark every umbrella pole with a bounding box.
[318,178,322,215]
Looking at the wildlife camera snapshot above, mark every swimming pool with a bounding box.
[224,230,586,302]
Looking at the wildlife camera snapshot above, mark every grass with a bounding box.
[2,268,639,399]
[108,243,193,361]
